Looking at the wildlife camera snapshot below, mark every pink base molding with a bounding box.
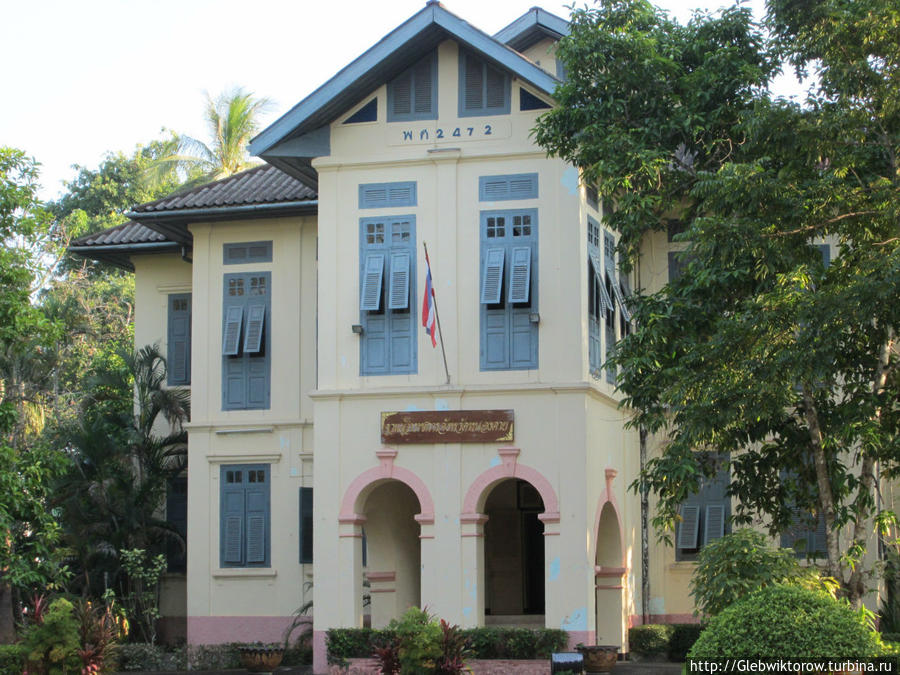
[328,658,556,674]
[187,615,310,644]
[313,630,328,674]
[565,630,595,649]
[629,613,700,626]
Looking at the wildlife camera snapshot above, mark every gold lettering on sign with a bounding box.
[381,410,514,444]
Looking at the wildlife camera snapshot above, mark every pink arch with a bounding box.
[339,450,435,523]
[461,448,560,521]
[591,468,626,568]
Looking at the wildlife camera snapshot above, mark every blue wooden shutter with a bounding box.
[360,254,385,311]
[590,254,612,313]
[485,64,506,110]
[245,477,268,565]
[391,71,412,117]
[388,251,410,310]
[705,504,726,543]
[464,53,483,110]
[817,244,831,267]
[481,248,505,304]
[479,174,538,202]
[221,471,245,565]
[677,505,701,549]
[359,182,417,209]
[244,304,265,353]
[508,246,532,304]
[167,294,191,386]
[222,306,243,356]
[413,57,433,115]
[299,487,313,564]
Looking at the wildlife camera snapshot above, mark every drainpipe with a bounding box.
[640,427,650,625]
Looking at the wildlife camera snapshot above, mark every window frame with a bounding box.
[220,463,271,568]
[458,50,511,117]
[387,52,438,123]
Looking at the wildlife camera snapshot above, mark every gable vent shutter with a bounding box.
[244,304,265,353]
[392,71,412,117]
[360,253,385,311]
[465,54,483,109]
[481,248,505,304]
[677,505,700,549]
[413,59,432,114]
[508,246,532,304]
[222,306,244,356]
[388,251,411,310]
[485,64,506,110]
[705,504,726,543]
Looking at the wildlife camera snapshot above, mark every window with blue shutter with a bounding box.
[587,218,606,375]
[675,453,731,560]
[603,230,618,383]
[223,241,273,264]
[480,209,538,370]
[167,294,191,386]
[781,509,826,557]
[299,487,313,564]
[459,50,510,117]
[360,217,417,375]
[220,464,270,568]
[388,52,437,122]
[222,272,271,410]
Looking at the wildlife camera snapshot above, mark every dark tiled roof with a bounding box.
[71,220,169,247]
[131,164,317,214]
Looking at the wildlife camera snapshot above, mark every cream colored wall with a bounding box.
[184,215,317,619]
[133,253,193,359]
[520,38,561,77]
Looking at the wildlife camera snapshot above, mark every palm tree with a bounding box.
[146,87,272,190]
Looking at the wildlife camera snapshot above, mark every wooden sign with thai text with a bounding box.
[381,410,514,444]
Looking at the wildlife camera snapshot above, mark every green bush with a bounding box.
[690,529,805,617]
[0,644,24,673]
[883,633,900,643]
[629,624,674,656]
[688,585,882,658]
[21,597,82,674]
[668,624,705,661]
[326,625,568,661]
[114,642,181,671]
[185,642,242,670]
[390,607,443,673]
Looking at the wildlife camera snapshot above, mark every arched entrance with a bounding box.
[594,500,625,648]
[484,478,545,621]
[362,480,421,628]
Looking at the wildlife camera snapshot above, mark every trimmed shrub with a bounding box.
[326,626,568,661]
[688,585,882,658]
[0,644,24,673]
[629,624,674,657]
[114,642,178,671]
[186,642,242,670]
[668,624,705,661]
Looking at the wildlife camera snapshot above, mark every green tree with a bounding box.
[535,0,899,605]
[0,148,70,642]
[154,87,272,186]
[54,345,189,598]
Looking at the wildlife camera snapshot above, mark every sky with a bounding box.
[1,0,794,202]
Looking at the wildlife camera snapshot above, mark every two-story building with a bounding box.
[70,2,853,672]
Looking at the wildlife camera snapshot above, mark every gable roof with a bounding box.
[494,7,569,52]
[249,1,563,181]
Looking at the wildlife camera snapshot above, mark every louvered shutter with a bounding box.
[482,177,508,200]
[817,244,831,267]
[222,306,243,356]
[246,482,268,564]
[392,71,412,117]
[590,254,612,313]
[612,280,631,322]
[464,53,483,109]
[388,251,410,310]
[167,294,191,385]
[678,505,701,549]
[222,481,245,565]
[481,248,505,304]
[705,504,726,543]
[388,183,413,205]
[244,304,265,353]
[360,253,385,311]
[413,58,432,114]
[509,176,534,198]
[508,246,532,303]
[485,64,506,110]
[812,514,827,555]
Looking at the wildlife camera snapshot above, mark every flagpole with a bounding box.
[423,241,451,385]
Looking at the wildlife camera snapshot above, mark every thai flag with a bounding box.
[422,251,437,347]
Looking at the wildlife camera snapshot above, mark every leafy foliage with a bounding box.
[535,0,900,605]
[628,624,674,657]
[690,529,818,617]
[687,585,882,657]
[21,597,82,674]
